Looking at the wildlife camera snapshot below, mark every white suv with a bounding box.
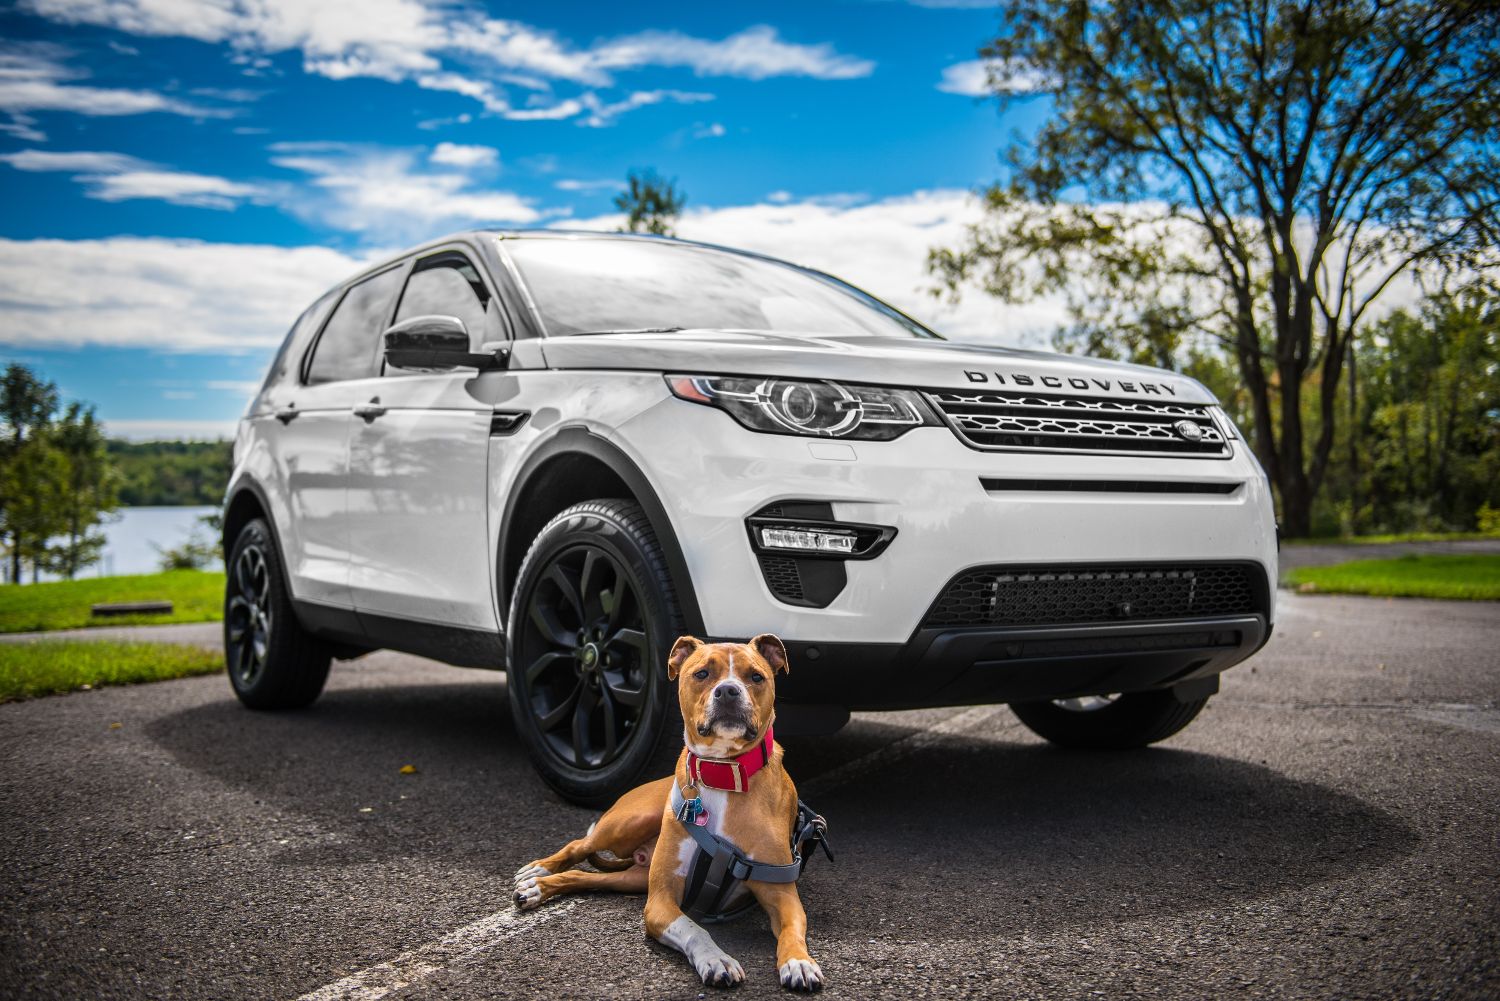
[223,230,1277,803]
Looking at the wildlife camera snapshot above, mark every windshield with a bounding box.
[503,237,939,339]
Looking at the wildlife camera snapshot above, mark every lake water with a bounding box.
[39,505,221,580]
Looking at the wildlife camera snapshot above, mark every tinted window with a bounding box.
[395,258,490,347]
[504,238,938,339]
[306,267,403,384]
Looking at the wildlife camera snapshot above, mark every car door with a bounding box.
[266,265,403,608]
[345,248,507,632]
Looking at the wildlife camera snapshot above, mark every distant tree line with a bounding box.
[109,440,233,507]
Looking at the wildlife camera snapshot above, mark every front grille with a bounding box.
[928,390,1230,457]
[923,563,1263,629]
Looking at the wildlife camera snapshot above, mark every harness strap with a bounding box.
[668,783,832,892]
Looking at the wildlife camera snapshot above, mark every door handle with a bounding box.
[275,406,298,424]
[352,399,387,422]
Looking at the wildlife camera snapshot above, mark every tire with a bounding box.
[1009,690,1209,749]
[224,518,331,710]
[506,499,684,806]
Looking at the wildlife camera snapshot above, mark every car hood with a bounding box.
[537,330,1217,404]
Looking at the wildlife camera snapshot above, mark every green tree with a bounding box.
[929,0,1500,536]
[614,169,686,236]
[1355,287,1500,532]
[0,364,60,583]
[47,403,119,579]
[0,435,68,583]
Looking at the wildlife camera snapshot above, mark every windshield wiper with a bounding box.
[569,327,686,336]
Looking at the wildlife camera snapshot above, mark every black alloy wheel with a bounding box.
[507,500,683,805]
[226,540,272,690]
[522,544,649,768]
[223,517,331,710]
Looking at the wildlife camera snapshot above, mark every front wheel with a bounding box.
[224,518,331,710]
[506,499,684,806]
[1009,689,1209,749]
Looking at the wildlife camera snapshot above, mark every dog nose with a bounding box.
[712,683,741,702]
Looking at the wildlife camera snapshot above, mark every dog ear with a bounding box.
[749,633,789,674]
[667,636,703,679]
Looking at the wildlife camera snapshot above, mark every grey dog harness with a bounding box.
[667,782,832,923]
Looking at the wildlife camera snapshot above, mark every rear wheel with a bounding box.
[224,518,331,710]
[1009,689,1209,749]
[506,499,684,806]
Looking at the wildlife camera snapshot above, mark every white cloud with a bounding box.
[578,89,713,128]
[0,147,264,209]
[588,25,874,81]
[554,178,619,193]
[0,148,141,173]
[0,42,224,117]
[693,121,726,139]
[570,190,1068,345]
[18,5,872,121]
[0,237,369,352]
[938,58,1053,97]
[270,142,542,239]
[86,169,264,208]
[429,142,498,168]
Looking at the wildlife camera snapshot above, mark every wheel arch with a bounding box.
[222,478,276,559]
[497,428,704,638]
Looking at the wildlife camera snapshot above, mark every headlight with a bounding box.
[666,375,938,441]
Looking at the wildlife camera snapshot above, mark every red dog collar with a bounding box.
[686,725,775,793]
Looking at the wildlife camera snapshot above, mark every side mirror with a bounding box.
[384,315,509,371]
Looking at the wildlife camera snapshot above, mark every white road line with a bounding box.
[800,705,1014,795]
[293,705,1009,1000]
[294,900,579,1001]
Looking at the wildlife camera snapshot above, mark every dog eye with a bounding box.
[749,672,765,684]
[693,668,710,681]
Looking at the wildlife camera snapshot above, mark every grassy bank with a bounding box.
[1285,554,1500,601]
[1284,530,1500,546]
[0,571,225,633]
[0,640,223,703]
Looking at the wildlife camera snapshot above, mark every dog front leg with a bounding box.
[747,881,823,992]
[643,893,744,987]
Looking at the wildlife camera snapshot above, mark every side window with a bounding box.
[394,256,493,349]
[262,288,339,390]
[305,267,403,385]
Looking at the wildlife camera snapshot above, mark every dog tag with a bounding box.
[678,796,704,824]
[694,810,710,827]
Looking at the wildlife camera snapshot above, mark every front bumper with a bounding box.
[614,396,1279,700]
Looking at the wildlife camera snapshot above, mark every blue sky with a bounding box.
[0,0,1052,438]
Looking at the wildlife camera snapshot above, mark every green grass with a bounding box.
[1285,554,1500,600]
[0,640,224,703]
[0,570,225,634]
[1283,530,1500,545]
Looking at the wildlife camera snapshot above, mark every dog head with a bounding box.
[667,634,788,757]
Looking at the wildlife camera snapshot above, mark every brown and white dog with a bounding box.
[513,633,824,992]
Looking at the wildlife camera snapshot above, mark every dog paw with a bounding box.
[696,953,745,988]
[513,877,543,911]
[513,862,550,883]
[778,958,823,992]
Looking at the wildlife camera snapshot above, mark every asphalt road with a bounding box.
[2,592,1497,1000]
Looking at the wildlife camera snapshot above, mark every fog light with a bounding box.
[759,527,857,555]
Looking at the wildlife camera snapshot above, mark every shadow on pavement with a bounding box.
[147,680,1418,943]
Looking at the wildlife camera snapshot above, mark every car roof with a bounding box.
[332,228,816,294]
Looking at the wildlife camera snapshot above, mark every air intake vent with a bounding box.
[928,390,1229,457]
[923,563,1264,629]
